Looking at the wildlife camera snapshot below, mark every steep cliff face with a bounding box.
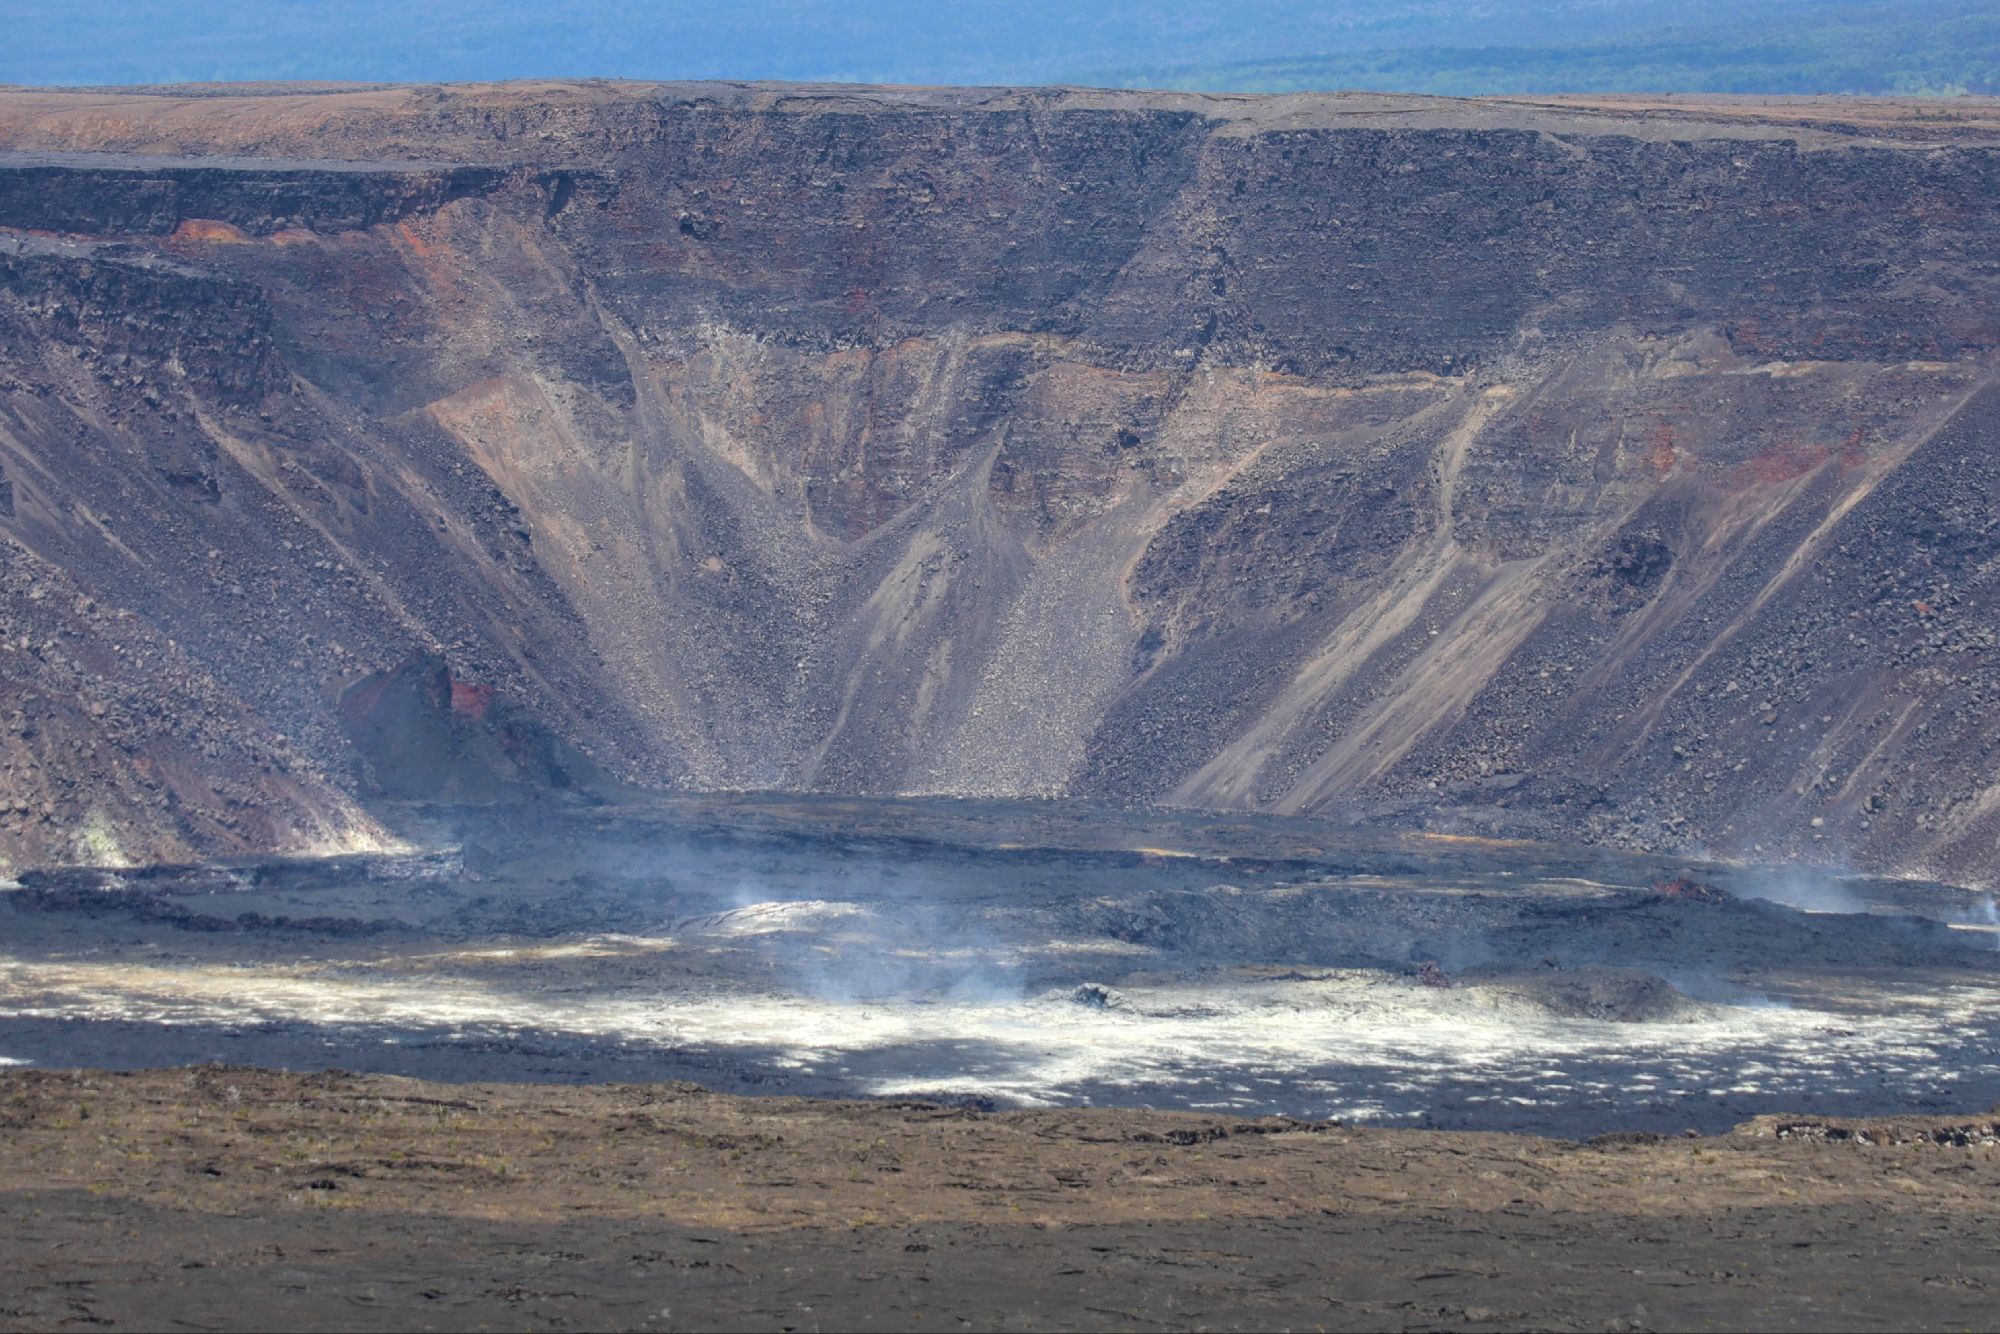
[0,83,1997,878]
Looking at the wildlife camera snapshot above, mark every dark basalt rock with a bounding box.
[0,153,507,238]
[337,653,608,801]
[1489,966,1701,1024]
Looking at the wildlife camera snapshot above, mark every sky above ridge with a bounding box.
[3,1,1996,96]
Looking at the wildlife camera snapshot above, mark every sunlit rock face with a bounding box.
[1,84,1998,876]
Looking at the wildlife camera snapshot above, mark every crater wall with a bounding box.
[1,83,1997,879]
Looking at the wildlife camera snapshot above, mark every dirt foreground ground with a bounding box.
[1,1069,1997,1331]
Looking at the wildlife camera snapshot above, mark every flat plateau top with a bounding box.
[0,81,1994,162]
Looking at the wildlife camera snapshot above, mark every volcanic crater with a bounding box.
[1,84,1998,882]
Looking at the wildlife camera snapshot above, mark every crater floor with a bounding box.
[5,795,1998,1138]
